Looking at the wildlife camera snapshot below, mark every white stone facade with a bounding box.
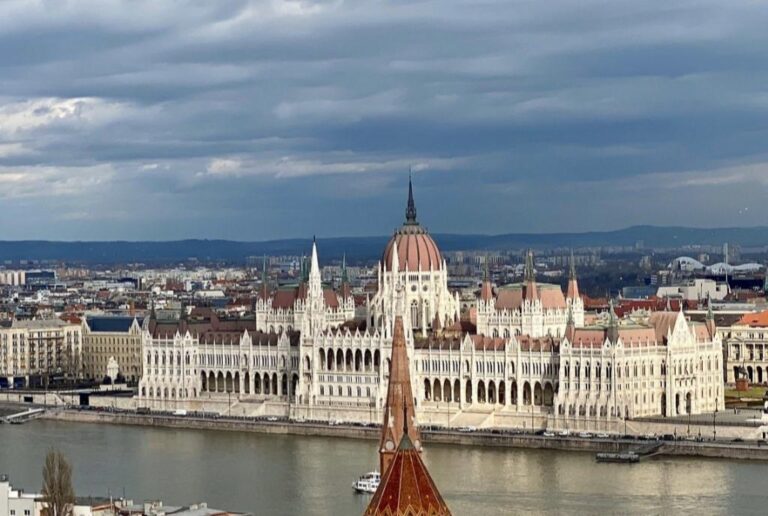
[137,187,725,426]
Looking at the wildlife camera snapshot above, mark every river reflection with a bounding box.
[1,421,767,515]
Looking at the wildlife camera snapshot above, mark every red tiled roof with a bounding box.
[365,433,452,516]
[737,310,768,327]
[494,284,566,310]
[471,335,506,351]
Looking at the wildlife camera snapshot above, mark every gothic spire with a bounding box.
[480,255,493,302]
[706,293,716,338]
[405,170,417,225]
[607,299,619,344]
[524,249,535,282]
[260,255,269,299]
[309,237,322,298]
[341,253,348,284]
[524,249,538,301]
[378,316,420,475]
[567,250,580,300]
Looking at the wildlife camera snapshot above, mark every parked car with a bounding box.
[543,431,556,437]
[558,429,571,437]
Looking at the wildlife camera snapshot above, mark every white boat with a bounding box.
[352,471,380,494]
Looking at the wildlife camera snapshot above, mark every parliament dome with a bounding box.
[382,177,443,272]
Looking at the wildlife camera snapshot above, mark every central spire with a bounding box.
[405,170,417,225]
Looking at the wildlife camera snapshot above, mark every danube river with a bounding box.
[2,421,768,515]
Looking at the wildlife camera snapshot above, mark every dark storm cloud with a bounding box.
[0,0,767,240]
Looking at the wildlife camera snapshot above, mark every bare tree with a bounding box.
[41,449,76,516]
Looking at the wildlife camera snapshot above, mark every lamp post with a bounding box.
[713,398,718,441]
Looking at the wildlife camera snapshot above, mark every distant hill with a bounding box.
[1,225,767,264]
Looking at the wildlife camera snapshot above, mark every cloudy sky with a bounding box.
[1,0,767,241]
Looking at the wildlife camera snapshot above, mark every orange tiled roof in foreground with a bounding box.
[364,432,452,516]
[737,310,768,327]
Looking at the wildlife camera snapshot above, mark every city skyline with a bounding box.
[1,1,768,240]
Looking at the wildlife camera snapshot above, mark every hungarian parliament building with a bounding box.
[139,181,725,429]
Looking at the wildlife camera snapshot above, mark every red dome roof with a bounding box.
[382,174,442,271]
[382,226,442,271]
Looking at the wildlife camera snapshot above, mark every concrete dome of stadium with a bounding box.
[669,257,763,274]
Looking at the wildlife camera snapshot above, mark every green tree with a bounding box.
[41,449,75,516]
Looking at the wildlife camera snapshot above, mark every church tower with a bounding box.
[378,315,420,475]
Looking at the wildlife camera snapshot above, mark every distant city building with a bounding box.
[722,311,768,384]
[0,271,25,287]
[656,279,729,301]
[0,319,82,388]
[24,271,56,288]
[82,316,143,384]
[0,475,250,516]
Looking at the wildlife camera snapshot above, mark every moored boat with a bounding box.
[352,471,380,494]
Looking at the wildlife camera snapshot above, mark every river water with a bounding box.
[1,420,767,515]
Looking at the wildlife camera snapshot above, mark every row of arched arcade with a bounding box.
[422,378,556,406]
[199,370,299,397]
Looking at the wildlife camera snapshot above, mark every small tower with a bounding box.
[339,253,352,300]
[524,249,538,302]
[259,255,270,300]
[706,294,717,339]
[480,255,493,302]
[606,300,620,345]
[567,250,580,301]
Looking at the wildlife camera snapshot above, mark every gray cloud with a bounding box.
[0,0,767,240]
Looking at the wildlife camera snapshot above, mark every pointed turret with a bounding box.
[309,237,322,298]
[340,253,352,299]
[378,316,420,475]
[259,255,270,299]
[405,170,417,225]
[606,300,619,344]
[524,250,538,302]
[480,256,493,302]
[706,294,716,339]
[567,250,580,300]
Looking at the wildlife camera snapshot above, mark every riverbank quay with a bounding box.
[28,406,768,462]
